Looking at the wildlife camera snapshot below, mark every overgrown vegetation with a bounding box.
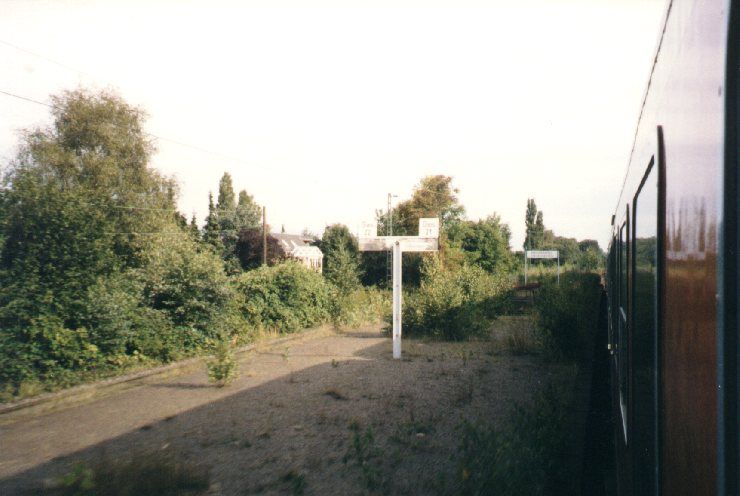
[0,87,604,400]
[457,380,576,496]
[48,452,210,496]
[404,256,510,341]
[535,272,602,361]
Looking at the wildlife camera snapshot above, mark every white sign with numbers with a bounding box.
[418,217,440,238]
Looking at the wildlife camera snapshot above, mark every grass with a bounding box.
[343,421,385,492]
[456,377,576,496]
[47,451,210,496]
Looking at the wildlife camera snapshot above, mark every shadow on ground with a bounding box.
[1,333,559,495]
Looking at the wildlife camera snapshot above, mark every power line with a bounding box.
[0,87,279,175]
[0,39,95,79]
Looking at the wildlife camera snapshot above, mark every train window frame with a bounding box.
[631,154,661,494]
[618,208,630,444]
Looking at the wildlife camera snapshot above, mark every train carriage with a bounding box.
[605,0,739,494]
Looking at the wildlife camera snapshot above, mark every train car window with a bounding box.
[632,159,659,493]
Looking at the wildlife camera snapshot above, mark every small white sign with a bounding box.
[358,236,438,252]
[418,217,440,238]
[526,250,559,259]
[358,221,377,238]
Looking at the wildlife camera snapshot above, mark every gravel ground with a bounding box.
[0,317,572,495]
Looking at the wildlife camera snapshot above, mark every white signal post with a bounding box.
[358,218,439,359]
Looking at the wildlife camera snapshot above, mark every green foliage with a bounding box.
[137,235,234,331]
[379,175,465,235]
[524,198,544,250]
[233,260,332,333]
[447,215,514,274]
[535,271,601,361]
[320,224,361,293]
[51,453,210,496]
[206,337,238,387]
[404,256,511,340]
[330,287,389,329]
[343,422,383,491]
[458,381,574,496]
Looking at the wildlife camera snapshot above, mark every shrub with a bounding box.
[206,337,238,387]
[534,271,601,361]
[233,260,332,333]
[136,235,239,343]
[404,257,510,340]
[330,287,389,329]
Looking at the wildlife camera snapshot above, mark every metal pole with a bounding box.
[392,241,402,359]
[262,206,267,266]
[557,252,560,285]
[524,251,528,285]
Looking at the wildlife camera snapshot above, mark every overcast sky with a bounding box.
[0,0,666,249]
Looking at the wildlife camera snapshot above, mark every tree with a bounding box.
[320,224,361,293]
[235,227,285,270]
[235,190,261,232]
[188,214,200,241]
[0,89,223,383]
[203,192,222,251]
[447,215,514,274]
[379,175,464,236]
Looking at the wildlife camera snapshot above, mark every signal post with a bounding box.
[358,218,439,359]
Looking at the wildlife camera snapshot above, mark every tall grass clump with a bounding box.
[404,257,511,341]
[233,260,332,334]
[535,271,601,361]
[49,452,210,496]
[458,381,575,496]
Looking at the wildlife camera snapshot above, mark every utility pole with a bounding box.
[262,206,267,266]
[386,193,397,286]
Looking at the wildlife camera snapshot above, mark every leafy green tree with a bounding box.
[203,192,222,251]
[524,199,537,250]
[524,198,546,250]
[188,214,200,241]
[364,175,465,287]
[320,224,361,293]
[235,190,261,232]
[447,214,514,274]
[0,88,195,385]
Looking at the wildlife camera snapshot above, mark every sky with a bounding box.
[0,0,666,250]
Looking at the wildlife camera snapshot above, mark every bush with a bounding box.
[330,287,389,329]
[233,260,332,333]
[136,235,240,344]
[206,337,238,387]
[534,271,601,361]
[404,257,511,340]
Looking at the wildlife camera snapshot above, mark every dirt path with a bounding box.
[0,318,571,495]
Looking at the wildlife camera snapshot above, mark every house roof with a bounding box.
[272,233,323,259]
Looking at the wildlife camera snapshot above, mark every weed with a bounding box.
[455,380,474,406]
[456,380,575,495]
[343,423,384,491]
[281,469,307,495]
[505,328,542,355]
[324,389,348,401]
[206,338,238,387]
[49,451,209,496]
[331,358,339,368]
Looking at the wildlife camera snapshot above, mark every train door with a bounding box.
[631,155,661,496]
